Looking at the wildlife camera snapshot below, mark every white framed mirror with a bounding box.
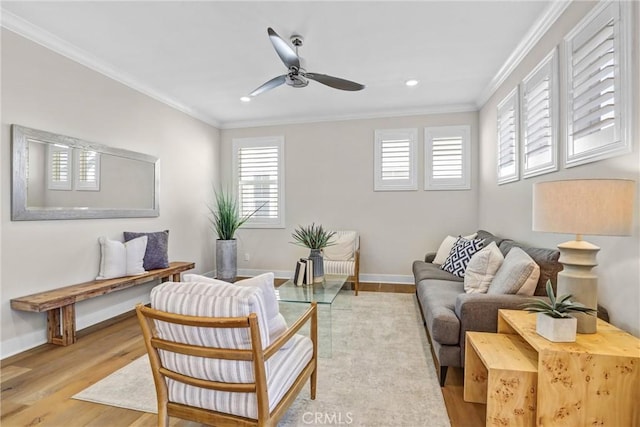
[12,124,160,220]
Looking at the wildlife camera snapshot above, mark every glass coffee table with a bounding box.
[276,274,350,357]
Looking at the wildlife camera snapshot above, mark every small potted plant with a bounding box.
[522,280,596,342]
[291,223,335,283]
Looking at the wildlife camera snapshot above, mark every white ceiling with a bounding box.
[1,1,556,129]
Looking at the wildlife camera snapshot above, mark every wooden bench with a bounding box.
[11,261,195,346]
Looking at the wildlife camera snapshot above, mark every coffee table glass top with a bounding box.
[276,274,348,304]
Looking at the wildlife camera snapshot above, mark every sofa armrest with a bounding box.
[454,293,544,366]
[424,252,436,263]
[455,293,533,333]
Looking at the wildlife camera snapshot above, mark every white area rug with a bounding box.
[73,292,450,426]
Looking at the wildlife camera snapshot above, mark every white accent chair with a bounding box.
[136,278,318,427]
[323,231,360,295]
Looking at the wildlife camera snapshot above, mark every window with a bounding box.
[47,144,72,190]
[564,1,632,167]
[75,150,100,191]
[496,88,519,184]
[374,128,417,191]
[520,48,558,178]
[424,125,470,190]
[232,136,285,228]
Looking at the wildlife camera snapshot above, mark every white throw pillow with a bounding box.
[464,242,504,294]
[323,232,356,261]
[183,273,290,347]
[487,247,540,295]
[433,233,477,265]
[96,236,147,280]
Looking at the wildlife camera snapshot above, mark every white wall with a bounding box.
[1,30,220,358]
[221,112,479,283]
[478,2,640,336]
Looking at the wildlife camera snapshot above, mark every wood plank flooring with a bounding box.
[1,286,484,427]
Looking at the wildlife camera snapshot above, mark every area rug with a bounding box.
[73,292,451,426]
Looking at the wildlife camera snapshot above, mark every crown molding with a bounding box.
[1,9,221,129]
[219,103,478,130]
[475,0,572,109]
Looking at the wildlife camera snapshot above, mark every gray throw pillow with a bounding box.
[488,247,540,295]
[123,230,169,270]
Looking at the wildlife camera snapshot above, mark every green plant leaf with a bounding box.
[290,223,336,249]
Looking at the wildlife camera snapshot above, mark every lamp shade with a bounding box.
[533,179,635,236]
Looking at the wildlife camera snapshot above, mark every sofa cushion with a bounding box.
[413,260,463,283]
[488,247,540,295]
[476,230,506,248]
[498,240,561,296]
[464,242,504,294]
[417,279,463,345]
[441,237,484,278]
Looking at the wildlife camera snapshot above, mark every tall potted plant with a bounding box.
[522,281,596,342]
[291,223,335,283]
[209,189,262,282]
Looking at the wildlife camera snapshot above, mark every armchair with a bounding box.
[136,279,317,427]
[323,230,360,295]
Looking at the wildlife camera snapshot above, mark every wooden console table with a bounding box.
[11,261,194,346]
[464,309,639,426]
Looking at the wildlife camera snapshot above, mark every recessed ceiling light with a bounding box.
[240,96,251,103]
[405,79,419,87]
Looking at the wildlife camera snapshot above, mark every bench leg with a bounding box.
[47,304,76,346]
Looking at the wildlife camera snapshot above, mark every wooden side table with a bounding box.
[464,309,640,426]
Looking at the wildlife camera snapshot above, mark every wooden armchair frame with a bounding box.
[136,302,318,427]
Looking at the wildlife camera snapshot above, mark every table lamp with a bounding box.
[532,179,635,333]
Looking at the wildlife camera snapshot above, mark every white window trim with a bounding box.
[496,87,520,185]
[46,143,72,190]
[232,136,285,229]
[374,128,418,191]
[520,48,559,179]
[424,125,471,191]
[563,0,633,168]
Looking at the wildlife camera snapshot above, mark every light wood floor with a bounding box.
[1,286,485,427]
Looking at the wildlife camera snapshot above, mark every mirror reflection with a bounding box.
[12,125,159,220]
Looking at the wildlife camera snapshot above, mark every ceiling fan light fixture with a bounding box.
[405,79,419,87]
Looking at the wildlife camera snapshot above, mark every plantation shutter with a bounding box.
[374,129,417,191]
[47,144,72,190]
[521,49,558,178]
[564,1,631,166]
[424,126,470,190]
[75,150,100,190]
[496,88,519,184]
[233,136,284,227]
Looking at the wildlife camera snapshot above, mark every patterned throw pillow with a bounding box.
[441,237,485,278]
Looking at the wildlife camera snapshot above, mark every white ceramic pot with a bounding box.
[536,312,577,342]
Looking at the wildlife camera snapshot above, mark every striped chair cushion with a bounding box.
[182,273,289,347]
[323,259,355,276]
[323,231,358,261]
[166,333,313,420]
[150,280,271,384]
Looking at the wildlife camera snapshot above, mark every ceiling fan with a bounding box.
[248,27,365,97]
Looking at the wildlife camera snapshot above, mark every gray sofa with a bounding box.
[413,230,563,386]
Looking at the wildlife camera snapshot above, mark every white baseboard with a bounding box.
[237,268,414,285]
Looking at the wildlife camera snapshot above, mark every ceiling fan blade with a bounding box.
[306,73,365,91]
[267,27,300,69]
[249,75,286,97]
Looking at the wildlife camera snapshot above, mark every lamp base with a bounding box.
[557,239,599,334]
